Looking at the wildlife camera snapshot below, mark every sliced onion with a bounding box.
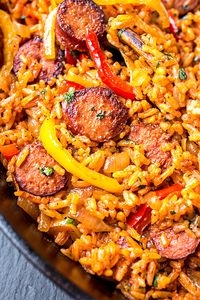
[38,211,51,232]
[13,20,30,38]
[76,208,112,232]
[187,270,200,290]
[103,151,130,174]
[17,197,39,220]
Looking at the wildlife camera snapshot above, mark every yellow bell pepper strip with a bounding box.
[66,67,100,88]
[40,118,123,194]
[44,8,57,59]
[0,10,16,71]
[93,0,169,28]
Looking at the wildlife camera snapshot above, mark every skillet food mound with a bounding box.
[0,0,200,298]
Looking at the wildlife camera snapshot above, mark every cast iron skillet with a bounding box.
[0,164,125,300]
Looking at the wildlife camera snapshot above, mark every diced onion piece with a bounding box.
[17,197,39,220]
[104,152,130,173]
[44,8,57,59]
[187,100,200,115]
[38,211,52,232]
[76,208,112,232]
[121,51,151,86]
[93,0,169,28]
[13,20,30,38]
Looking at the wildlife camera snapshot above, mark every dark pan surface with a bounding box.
[0,164,125,300]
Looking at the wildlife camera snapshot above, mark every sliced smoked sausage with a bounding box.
[13,37,64,83]
[129,124,172,168]
[55,0,106,51]
[174,0,199,15]
[150,225,200,259]
[15,142,67,196]
[162,0,199,14]
[62,87,128,142]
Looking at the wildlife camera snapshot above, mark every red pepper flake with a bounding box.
[168,12,180,40]
[65,49,77,66]
[0,144,20,161]
[86,29,135,100]
[58,80,84,94]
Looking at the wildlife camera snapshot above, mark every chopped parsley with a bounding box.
[183,4,189,11]
[162,50,173,59]
[38,166,54,176]
[91,106,96,111]
[125,282,131,291]
[193,56,199,63]
[153,274,159,287]
[138,185,146,190]
[170,210,176,215]
[156,61,162,68]
[96,110,105,120]
[65,217,76,225]
[178,67,187,80]
[64,91,74,104]
[20,15,26,20]
[41,89,46,95]
[117,29,126,38]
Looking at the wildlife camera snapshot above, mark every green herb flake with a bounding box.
[38,166,54,176]
[178,67,187,80]
[156,61,161,68]
[64,91,74,104]
[125,282,131,291]
[96,110,105,120]
[65,217,76,225]
[183,4,189,11]
[193,56,199,63]
[153,274,159,287]
[70,50,77,58]
[138,185,146,190]
[91,106,96,111]
[162,50,173,59]
[170,210,176,215]
[118,29,125,38]
[20,15,26,20]
[41,89,46,95]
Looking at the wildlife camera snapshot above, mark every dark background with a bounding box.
[0,230,73,300]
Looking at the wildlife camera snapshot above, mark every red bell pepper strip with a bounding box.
[155,183,183,200]
[168,12,179,40]
[86,29,136,100]
[127,204,152,233]
[65,49,77,66]
[127,183,183,232]
[79,53,89,61]
[0,144,20,160]
[58,80,84,94]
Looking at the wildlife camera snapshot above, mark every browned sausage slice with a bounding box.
[162,0,175,10]
[129,124,172,168]
[55,0,106,51]
[13,37,64,83]
[62,87,128,142]
[15,142,67,196]
[174,0,199,15]
[150,225,200,259]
